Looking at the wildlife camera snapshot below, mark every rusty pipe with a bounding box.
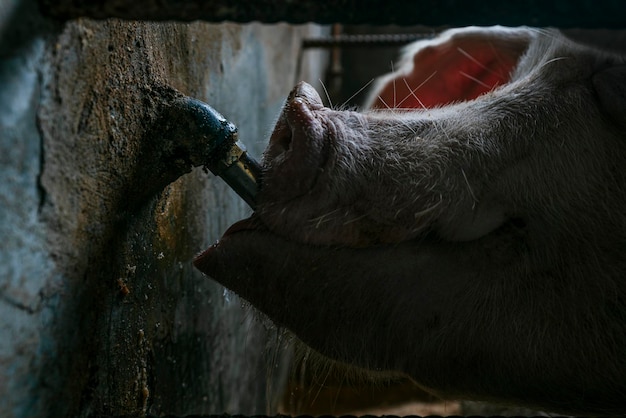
[192,101,262,209]
[145,93,262,209]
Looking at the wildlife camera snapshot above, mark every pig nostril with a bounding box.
[268,115,294,157]
[278,130,292,153]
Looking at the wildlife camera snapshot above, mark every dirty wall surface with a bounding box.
[0,0,327,416]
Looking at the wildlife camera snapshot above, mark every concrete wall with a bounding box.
[0,0,327,416]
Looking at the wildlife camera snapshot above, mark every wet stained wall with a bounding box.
[0,0,328,416]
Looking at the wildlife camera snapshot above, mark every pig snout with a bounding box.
[256,82,383,246]
[261,82,328,201]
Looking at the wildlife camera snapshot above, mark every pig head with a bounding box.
[195,27,626,415]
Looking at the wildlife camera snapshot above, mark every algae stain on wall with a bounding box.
[0,1,327,415]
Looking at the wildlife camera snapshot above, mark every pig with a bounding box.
[194,26,626,415]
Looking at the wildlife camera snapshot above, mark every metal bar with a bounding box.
[40,0,626,28]
[302,33,436,49]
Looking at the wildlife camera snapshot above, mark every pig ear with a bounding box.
[593,65,626,128]
[367,27,531,109]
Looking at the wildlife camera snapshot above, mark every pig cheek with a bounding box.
[347,221,423,247]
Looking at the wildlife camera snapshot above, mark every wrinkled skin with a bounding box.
[195,27,626,415]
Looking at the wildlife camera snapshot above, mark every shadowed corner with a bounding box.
[38,0,626,27]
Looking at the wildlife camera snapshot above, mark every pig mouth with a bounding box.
[195,82,337,266]
[261,82,332,201]
[193,215,265,270]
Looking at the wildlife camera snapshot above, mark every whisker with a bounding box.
[310,208,340,228]
[340,78,375,108]
[342,213,367,225]
[391,60,397,108]
[461,168,478,209]
[396,70,438,108]
[413,195,443,219]
[319,78,333,108]
[374,92,417,135]
[538,56,570,71]
[376,95,392,110]
[402,78,428,110]
[457,46,506,80]
[459,70,492,89]
[309,366,333,410]
[530,27,560,42]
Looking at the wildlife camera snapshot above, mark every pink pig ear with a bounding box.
[368,27,532,109]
